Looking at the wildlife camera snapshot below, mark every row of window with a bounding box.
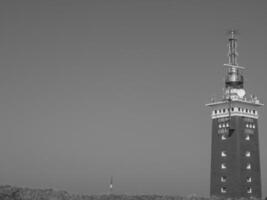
[220,176,252,183]
[218,123,229,128]
[221,134,251,140]
[221,163,251,170]
[221,187,252,194]
[218,123,255,129]
[213,108,257,115]
[221,151,251,157]
[246,124,256,129]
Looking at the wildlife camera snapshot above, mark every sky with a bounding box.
[0,0,267,197]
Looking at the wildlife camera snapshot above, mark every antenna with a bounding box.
[224,29,245,69]
[224,29,245,90]
[227,29,239,66]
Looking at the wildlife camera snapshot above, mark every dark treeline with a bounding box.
[0,185,261,200]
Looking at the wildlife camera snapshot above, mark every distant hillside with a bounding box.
[0,185,260,200]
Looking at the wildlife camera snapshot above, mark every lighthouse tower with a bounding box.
[206,31,263,198]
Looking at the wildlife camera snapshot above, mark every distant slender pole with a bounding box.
[109,176,113,195]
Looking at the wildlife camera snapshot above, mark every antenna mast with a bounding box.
[224,29,245,91]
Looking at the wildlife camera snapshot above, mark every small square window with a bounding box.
[246,177,252,183]
[246,163,251,170]
[221,151,227,157]
[221,135,227,140]
[221,176,227,182]
[245,135,250,141]
[221,187,227,193]
[221,163,226,169]
[245,151,251,157]
[247,187,252,194]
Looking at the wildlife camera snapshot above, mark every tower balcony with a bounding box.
[206,98,263,119]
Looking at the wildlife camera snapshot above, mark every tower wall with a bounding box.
[210,115,261,198]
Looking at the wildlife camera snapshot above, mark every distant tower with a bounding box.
[109,176,113,195]
[206,31,263,198]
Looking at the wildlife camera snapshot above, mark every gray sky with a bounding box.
[0,0,267,197]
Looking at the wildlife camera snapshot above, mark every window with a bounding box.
[245,151,251,157]
[252,124,255,129]
[245,135,250,141]
[219,124,222,128]
[226,123,229,127]
[221,135,227,140]
[247,187,252,194]
[246,163,251,170]
[223,109,226,113]
[221,151,227,157]
[221,187,227,193]
[246,123,254,128]
[221,176,227,182]
[215,110,217,114]
[246,177,252,183]
[221,163,226,169]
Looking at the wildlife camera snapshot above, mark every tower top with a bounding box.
[224,29,244,90]
[207,31,263,107]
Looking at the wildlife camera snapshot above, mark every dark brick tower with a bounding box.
[207,31,263,199]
